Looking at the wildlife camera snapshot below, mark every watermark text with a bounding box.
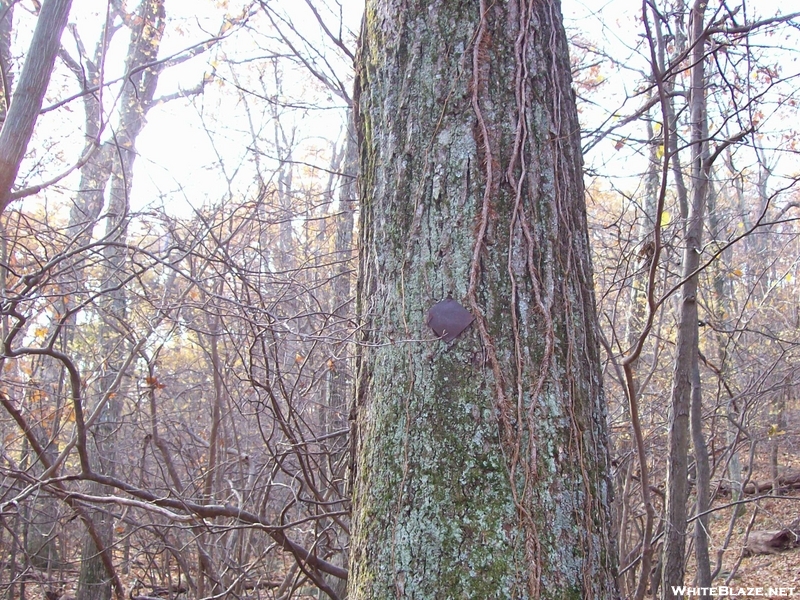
[671,586,797,596]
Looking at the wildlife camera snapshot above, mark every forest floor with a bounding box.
[6,403,799,600]
[682,401,800,600]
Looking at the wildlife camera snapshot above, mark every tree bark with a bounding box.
[0,1,14,121]
[661,0,710,596]
[77,3,166,599]
[0,0,73,214]
[349,0,618,597]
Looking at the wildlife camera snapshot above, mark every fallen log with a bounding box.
[719,470,800,496]
[744,528,799,556]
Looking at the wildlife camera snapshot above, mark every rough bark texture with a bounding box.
[349,0,617,598]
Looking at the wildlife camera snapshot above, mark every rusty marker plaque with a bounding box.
[426,298,474,342]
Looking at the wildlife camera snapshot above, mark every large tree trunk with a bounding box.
[349,0,618,598]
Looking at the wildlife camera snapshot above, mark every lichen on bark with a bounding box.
[349,0,618,598]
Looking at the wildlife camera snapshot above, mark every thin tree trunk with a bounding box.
[77,3,166,598]
[0,0,14,121]
[707,168,744,510]
[691,352,711,586]
[770,378,788,493]
[662,1,709,596]
[0,0,74,214]
[196,303,225,599]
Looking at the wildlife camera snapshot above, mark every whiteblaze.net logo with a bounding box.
[671,586,796,597]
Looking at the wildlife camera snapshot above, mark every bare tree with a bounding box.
[0,0,73,214]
